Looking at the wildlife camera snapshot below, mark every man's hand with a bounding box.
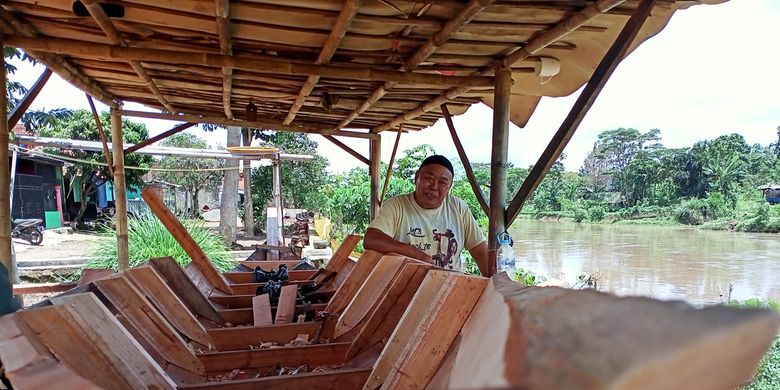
[364,228,433,263]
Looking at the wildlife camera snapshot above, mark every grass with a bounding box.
[731,299,780,390]
[86,212,236,272]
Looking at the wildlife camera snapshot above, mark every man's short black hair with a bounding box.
[419,155,454,176]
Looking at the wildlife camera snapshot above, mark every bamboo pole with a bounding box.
[124,122,196,154]
[0,9,117,107]
[337,0,493,129]
[284,0,361,125]
[242,129,254,237]
[505,0,656,227]
[373,0,629,132]
[380,126,402,204]
[117,109,377,140]
[0,35,495,88]
[86,94,114,176]
[8,68,51,129]
[111,108,130,271]
[369,136,381,221]
[441,104,489,216]
[487,65,512,277]
[80,0,175,113]
[0,43,13,284]
[323,135,369,165]
[214,0,233,119]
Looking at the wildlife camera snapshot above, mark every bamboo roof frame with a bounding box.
[0,0,720,134]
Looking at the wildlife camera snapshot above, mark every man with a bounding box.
[364,155,489,274]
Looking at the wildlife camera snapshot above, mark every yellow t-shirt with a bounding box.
[368,193,485,270]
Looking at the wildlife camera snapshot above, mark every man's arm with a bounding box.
[364,227,433,264]
[468,241,489,276]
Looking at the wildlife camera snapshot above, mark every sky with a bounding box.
[7,0,780,173]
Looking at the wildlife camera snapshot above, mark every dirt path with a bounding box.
[14,230,107,261]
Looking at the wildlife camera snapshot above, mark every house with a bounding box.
[758,184,780,205]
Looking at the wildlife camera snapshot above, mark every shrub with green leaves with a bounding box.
[731,298,780,390]
[86,213,236,272]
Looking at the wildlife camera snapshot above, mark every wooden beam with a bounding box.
[119,109,375,139]
[380,127,402,204]
[428,274,780,389]
[0,45,11,282]
[372,0,629,132]
[142,188,234,294]
[337,0,494,129]
[505,0,655,227]
[223,270,316,284]
[111,109,129,271]
[178,368,372,390]
[12,282,76,295]
[251,294,273,326]
[145,257,224,325]
[486,65,511,278]
[0,34,495,88]
[199,342,350,373]
[214,0,233,119]
[124,122,195,154]
[442,104,489,216]
[273,285,298,325]
[0,9,118,108]
[8,68,51,129]
[87,94,113,176]
[284,0,361,125]
[325,251,384,315]
[80,0,175,112]
[207,322,320,350]
[323,135,369,164]
[369,136,381,221]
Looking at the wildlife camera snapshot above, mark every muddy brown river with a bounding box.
[509,220,780,305]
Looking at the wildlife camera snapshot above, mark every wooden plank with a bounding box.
[46,293,177,389]
[224,270,316,284]
[77,268,115,286]
[361,270,451,390]
[17,307,136,390]
[427,274,780,390]
[5,358,103,390]
[346,263,431,359]
[207,322,320,351]
[381,273,487,389]
[124,265,212,347]
[146,257,224,324]
[178,367,371,390]
[142,187,234,294]
[12,282,76,294]
[252,294,272,326]
[199,342,351,373]
[274,285,298,325]
[93,275,205,375]
[325,250,384,315]
[217,303,327,326]
[317,234,361,286]
[226,280,315,296]
[334,255,407,338]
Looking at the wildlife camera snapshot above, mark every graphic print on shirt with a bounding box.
[431,229,458,269]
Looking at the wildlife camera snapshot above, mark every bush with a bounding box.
[513,268,547,286]
[86,212,236,272]
[731,298,779,390]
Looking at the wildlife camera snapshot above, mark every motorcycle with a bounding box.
[12,218,44,245]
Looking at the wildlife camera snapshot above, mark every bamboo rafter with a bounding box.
[214,0,233,119]
[373,0,629,132]
[8,68,51,129]
[283,0,361,125]
[80,0,176,113]
[0,8,117,107]
[0,35,494,88]
[337,0,494,130]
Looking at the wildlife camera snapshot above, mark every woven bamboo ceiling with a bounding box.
[0,0,723,136]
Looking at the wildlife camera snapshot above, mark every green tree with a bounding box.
[38,110,153,225]
[593,128,662,205]
[155,133,223,215]
[4,47,31,110]
[395,144,436,181]
[250,131,329,224]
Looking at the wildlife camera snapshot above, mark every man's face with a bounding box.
[413,164,453,209]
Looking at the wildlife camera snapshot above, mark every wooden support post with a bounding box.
[487,65,512,277]
[124,122,195,154]
[0,44,13,286]
[88,94,113,176]
[8,68,51,129]
[111,108,129,270]
[271,157,284,246]
[504,0,657,227]
[380,127,402,204]
[323,135,369,165]
[369,135,381,221]
[241,129,254,237]
[442,104,489,216]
